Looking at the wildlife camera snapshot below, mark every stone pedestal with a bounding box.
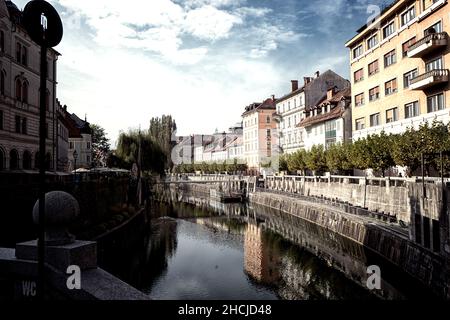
[15,240,97,271]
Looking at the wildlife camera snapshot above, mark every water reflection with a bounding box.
[102,200,437,300]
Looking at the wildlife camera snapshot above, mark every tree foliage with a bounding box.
[149,115,177,170]
[91,124,111,167]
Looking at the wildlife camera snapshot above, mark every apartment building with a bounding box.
[274,70,350,154]
[298,87,352,150]
[242,97,277,172]
[346,0,450,140]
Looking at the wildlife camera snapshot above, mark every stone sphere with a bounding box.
[32,191,80,226]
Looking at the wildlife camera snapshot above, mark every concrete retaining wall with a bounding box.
[249,191,450,299]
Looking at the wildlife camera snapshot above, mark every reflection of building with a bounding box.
[0,0,60,171]
[346,0,450,140]
[244,223,280,284]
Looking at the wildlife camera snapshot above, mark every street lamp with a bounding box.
[73,150,78,177]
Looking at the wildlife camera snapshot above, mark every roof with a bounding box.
[242,98,276,117]
[297,106,345,128]
[297,87,351,128]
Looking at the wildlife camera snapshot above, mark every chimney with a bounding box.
[304,77,312,85]
[291,80,299,92]
[271,94,275,101]
[315,71,320,78]
[327,86,336,100]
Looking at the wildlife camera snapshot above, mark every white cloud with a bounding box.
[184,5,243,41]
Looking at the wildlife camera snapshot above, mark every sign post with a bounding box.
[22,0,63,300]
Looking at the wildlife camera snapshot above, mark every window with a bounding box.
[46,90,50,111]
[87,156,91,164]
[405,101,420,118]
[21,47,27,66]
[383,21,395,39]
[266,129,271,138]
[384,50,396,67]
[87,142,91,150]
[426,56,443,71]
[15,78,21,100]
[404,69,418,88]
[0,31,4,53]
[354,68,364,83]
[370,113,381,127]
[355,118,366,130]
[21,117,27,135]
[355,93,365,106]
[325,120,337,146]
[45,123,49,138]
[368,60,379,76]
[0,71,4,95]
[427,93,444,112]
[369,86,380,102]
[401,5,415,26]
[386,107,399,123]
[425,21,443,36]
[402,37,416,57]
[385,78,398,95]
[367,34,378,50]
[288,101,291,110]
[266,115,270,123]
[22,82,28,103]
[15,115,21,133]
[16,43,21,62]
[353,44,363,59]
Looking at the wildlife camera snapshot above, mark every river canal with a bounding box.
[101,200,438,300]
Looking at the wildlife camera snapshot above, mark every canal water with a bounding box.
[101,200,438,300]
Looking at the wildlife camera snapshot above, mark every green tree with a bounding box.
[304,145,326,175]
[366,132,395,176]
[149,115,177,171]
[91,124,111,167]
[116,129,166,175]
[325,143,351,174]
[287,150,307,174]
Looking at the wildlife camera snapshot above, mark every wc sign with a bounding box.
[17,265,81,299]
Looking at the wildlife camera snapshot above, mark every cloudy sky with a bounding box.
[14,0,391,146]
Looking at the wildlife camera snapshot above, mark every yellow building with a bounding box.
[346,0,450,140]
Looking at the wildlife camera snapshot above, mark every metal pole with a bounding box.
[38,43,48,300]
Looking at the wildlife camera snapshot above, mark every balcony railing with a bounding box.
[407,32,448,58]
[409,69,449,90]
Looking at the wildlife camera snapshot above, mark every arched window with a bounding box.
[23,150,31,170]
[15,78,21,100]
[22,81,28,103]
[22,46,27,66]
[0,71,5,96]
[9,149,19,170]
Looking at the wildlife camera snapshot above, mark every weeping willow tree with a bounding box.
[116,129,167,175]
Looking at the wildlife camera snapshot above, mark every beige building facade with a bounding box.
[242,97,278,172]
[346,0,450,140]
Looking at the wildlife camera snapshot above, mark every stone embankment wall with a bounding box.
[250,191,450,299]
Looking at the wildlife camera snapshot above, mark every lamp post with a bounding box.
[73,149,78,179]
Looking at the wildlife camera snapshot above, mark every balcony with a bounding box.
[407,32,448,58]
[409,69,449,90]
[272,113,282,123]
